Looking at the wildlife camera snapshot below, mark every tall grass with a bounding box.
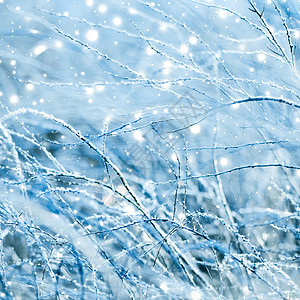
[0,0,299,299]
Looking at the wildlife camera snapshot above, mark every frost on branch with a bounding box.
[0,0,299,299]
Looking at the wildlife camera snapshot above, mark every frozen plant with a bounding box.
[0,0,299,299]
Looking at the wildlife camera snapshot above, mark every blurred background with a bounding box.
[0,0,299,299]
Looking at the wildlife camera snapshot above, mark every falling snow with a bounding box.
[0,0,300,299]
